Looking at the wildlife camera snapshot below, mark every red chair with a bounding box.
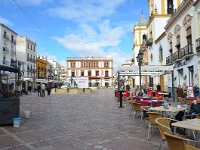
[115,90,118,98]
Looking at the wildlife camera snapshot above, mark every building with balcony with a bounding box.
[0,24,18,90]
[66,57,113,87]
[164,0,198,88]
[47,58,61,82]
[194,0,200,86]
[16,36,36,90]
[146,0,183,90]
[60,65,67,82]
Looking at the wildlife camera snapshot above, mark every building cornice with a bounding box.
[147,14,172,28]
[0,23,18,35]
[155,32,166,44]
[165,0,194,30]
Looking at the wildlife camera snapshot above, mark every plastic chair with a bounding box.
[146,112,162,140]
[141,106,149,120]
[177,97,183,104]
[131,102,142,120]
[155,117,176,150]
[164,132,200,150]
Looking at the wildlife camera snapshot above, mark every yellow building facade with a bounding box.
[36,57,47,79]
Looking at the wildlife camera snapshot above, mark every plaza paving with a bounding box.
[0,88,164,150]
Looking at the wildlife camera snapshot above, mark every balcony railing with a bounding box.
[2,47,9,54]
[3,34,9,40]
[180,44,193,57]
[166,55,172,65]
[196,38,200,53]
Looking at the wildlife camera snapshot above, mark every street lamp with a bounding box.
[136,50,143,97]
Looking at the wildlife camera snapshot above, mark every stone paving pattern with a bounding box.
[0,88,165,150]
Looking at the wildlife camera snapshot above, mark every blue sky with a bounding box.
[0,0,148,72]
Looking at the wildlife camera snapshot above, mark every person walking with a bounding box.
[37,84,41,97]
[41,83,46,97]
[176,85,183,104]
[156,83,161,92]
[46,83,51,96]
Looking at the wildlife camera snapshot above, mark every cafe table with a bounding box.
[149,106,187,118]
[172,118,200,145]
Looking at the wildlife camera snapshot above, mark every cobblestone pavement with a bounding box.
[0,88,165,150]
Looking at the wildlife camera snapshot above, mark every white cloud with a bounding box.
[0,16,13,26]
[53,20,130,73]
[47,0,126,22]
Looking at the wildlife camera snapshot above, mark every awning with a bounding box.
[118,65,174,76]
[0,65,20,73]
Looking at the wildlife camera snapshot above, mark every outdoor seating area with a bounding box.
[123,90,200,150]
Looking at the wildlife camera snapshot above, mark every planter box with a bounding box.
[0,97,20,125]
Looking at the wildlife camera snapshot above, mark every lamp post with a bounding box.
[136,50,143,97]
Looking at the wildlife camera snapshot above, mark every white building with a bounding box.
[146,0,183,90]
[164,0,199,88]
[60,65,67,81]
[0,24,18,90]
[194,0,200,87]
[16,36,36,90]
[66,57,113,87]
[47,58,61,82]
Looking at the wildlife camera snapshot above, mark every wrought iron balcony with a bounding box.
[180,44,193,58]
[2,47,9,54]
[166,55,172,65]
[196,38,200,53]
[3,34,9,40]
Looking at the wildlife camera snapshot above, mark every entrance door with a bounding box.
[188,66,194,86]
[160,75,164,91]
[105,82,109,88]
[178,69,183,85]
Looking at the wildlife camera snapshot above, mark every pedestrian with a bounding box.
[37,84,41,97]
[125,84,130,92]
[176,85,183,104]
[46,83,51,96]
[156,83,161,92]
[41,83,46,97]
[28,85,32,94]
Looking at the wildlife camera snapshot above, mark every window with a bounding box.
[104,61,109,68]
[27,53,29,61]
[96,71,99,76]
[71,62,75,68]
[11,35,14,42]
[159,46,163,61]
[88,70,91,76]
[3,57,6,64]
[71,71,75,77]
[167,0,174,14]
[81,71,84,76]
[105,71,109,77]
[176,36,181,58]
[186,27,192,53]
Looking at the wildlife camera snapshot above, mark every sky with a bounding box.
[0,0,148,73]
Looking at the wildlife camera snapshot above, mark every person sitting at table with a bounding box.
[175,97,200,121]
